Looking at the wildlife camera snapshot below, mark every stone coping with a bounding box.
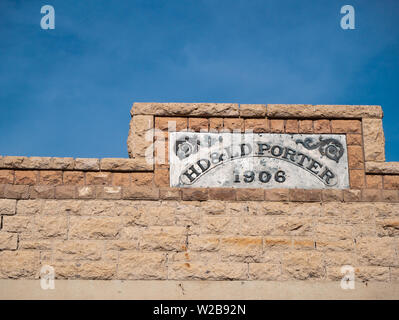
[131,103,383,119]
[0,157,152,172]
[366,162,399,174]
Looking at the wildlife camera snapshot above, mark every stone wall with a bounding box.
[1,103,399,295]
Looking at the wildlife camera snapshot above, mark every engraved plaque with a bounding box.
[169,132,349,189]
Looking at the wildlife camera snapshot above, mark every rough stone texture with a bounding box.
[240,104,266,117]
[75,158,100,171]
[127,115,154,170]
[131,103,239,117]
[0,232,18,250]
[267,104,383,119]
[363,119,385,162]
[366,162,399,174]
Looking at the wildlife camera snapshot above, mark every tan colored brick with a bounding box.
[285,120,298,133]
[155,117,187,131]
[331,120,361,133]
[366,175,382,189]
[35,216,68,239]
[69,217,121,240]
[4,185,29,199]
[76,186,96,199]
[347,134,362,146]
[154,168,169,187]
[54,241,103,261]
[182,188,208,201]
[0,232,18,250]
[223,118,244,132]
[384,176,399,189]
[55,186,76,199]
[220,237,262,262]
[361,189,382,202]
[118,251,167,279]
[289,189,321,202]
[382,190,399,202]
[0,199,16,215]
[209,118,224,132]
[298,120,313,133]
[313,120,330,133]
[282,251,324,280]
[53,261,116,279]
[96,186,122,200]
[0,251,40,279]
[350,170,365,189]
[63,171,85,185]
[357,237,397,266]
[122,186,159,200]
[347,146,364,169]
[112,173,131,187]
[343,189,361,202]
[209,188,236,201]
[159,188,181,200]
[244,119,268,133]
[236,188,264,201]
[189,235,219,251]
[140,226,187,251]
[0,170,14,184]
[363,118,385,162]
[270,119,284,133]
[16,200,42,215]
[188,118,208,132]
[322,189,343,202]
[15,171,37,185]
[29,185,55,199]
[131,172,153,186]
[168,262,247,280]
[86,172,111,185]
[39,171,62,185]
[203,216,240,235]
[249,263,282,280]
[264,189,289,201]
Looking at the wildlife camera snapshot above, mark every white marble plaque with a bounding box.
[169,132,349,189]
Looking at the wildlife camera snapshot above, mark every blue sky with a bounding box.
[1,0,399,159]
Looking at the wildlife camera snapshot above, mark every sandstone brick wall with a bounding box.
[0,103,398,283]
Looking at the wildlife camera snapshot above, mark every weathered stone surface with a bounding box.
[356,237,397,266]
[363,119,385,162]
[249,263,282,280]
[219,237,262,262]
[100,158,151,171]
[0,232,18,250]
[168,262,247,280]
[0,251,40,278]
[0,170,14,184]
[35,216,68,239]
[282,251,324,280]
[15,171,37,185]
[0,199,16,215]
[366,162,399,174]
[69,217,121,240]
[74,158,100,171]
[54,241,103,260]
[267,104,383,119]
[131,103,239,117]
[240,104,266,117]
[118,251,167,279]
[53,261,116,279]
[140,226,187,251]
[16,200,42,215]
[127,115,153,160]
